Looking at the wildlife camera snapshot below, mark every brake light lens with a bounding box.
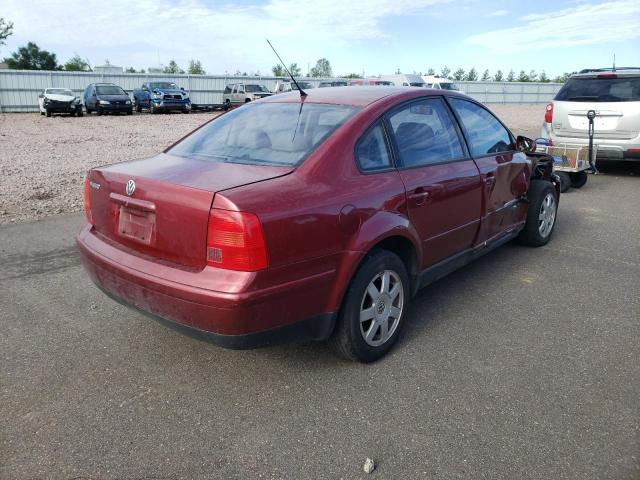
[206,209,268,271]
[544,103,553,123]
[597,73,617,79]
[83,175,93,225]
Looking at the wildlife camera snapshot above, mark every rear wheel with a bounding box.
[224,100,231,111]
[569,171,588,188]
[329,249,409,362]
[518,180,558,247]
[557,171,571,193]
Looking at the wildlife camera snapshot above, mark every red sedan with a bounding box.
[77,87,560,362]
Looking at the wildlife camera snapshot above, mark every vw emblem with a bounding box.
[125,179,136,196]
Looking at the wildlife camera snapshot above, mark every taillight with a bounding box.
[206,209,268,271]
[83,175,93,225]
[597,73,617,79]
[544,103,553,123]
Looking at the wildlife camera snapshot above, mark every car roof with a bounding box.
[573,68,640,78]
[260,86,461,107]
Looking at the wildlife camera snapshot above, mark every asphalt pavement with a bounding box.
[1,166,638,480]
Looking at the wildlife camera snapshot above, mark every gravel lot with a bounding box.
[1,173,638,479]
[0,104,545,225]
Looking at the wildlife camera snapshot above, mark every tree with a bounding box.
[493,70,504,82]
[452,68,465,81]
[528,70,538,82]
[289,63,302,77]
[163,59,184,74]
[342,73,362,78]
[395,68,401,74]
[517,70,530,82]
[188,59,205,75]
[506,69,515,82]
[539,70,549,83]
[427,68,436,75]
[481,69,491,81]
[465,68,478,81]
[272,64,285,76]
[440,65,451,78]
[3,42,60,70]
[64,54,91,71]
[309,58,332,77]
[553,72,574,83]
[0,17,13,47]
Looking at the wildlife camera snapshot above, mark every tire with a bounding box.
[77,109,83,117]
[518,180,558,247]
[329,249,410,362]
[96,107,103,116]
[126,109,133,115]
[40,111,45,116]
[244,98,251,103]
[182,108,190,114]
[557,171,571,193]
[135,102,142,113]
[45,109,51,117]
[150,103,158,114]
[224,100,231,111]
[569,171,588,188]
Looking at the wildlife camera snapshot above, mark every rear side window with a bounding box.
[387,97,465,168]
[449,98,513,156]
[224,86,232,94]
[356,123,392,171]
[555,77,640,102]
[169,103,359,166]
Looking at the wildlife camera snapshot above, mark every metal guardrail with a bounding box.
[0,69,563,112]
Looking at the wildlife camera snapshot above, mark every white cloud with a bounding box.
[486,9,509,17]
[466,0,640,53]
[2,0,452,72]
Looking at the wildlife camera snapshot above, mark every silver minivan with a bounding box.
[540,68,640,161]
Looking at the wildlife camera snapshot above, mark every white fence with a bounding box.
[0,69,563,112]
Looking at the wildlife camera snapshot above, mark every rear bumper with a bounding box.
[76,225,336,348]
[542,122,640,160]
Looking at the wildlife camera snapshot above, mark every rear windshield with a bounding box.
[169,103,359,166]
[245,85,269,93]
[96,86,126,95]
[555,77,640,102]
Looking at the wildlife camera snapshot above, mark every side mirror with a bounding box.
[516,135,536,153]
[38,93,44,98]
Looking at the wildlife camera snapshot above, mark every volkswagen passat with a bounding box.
[77,87,560,362]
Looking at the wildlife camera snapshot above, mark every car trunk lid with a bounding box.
[88,153,293,269]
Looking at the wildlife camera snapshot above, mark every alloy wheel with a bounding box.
[359,270,404,347]
[538,193,556,238]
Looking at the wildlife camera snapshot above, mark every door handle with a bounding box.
[408,188,430,206]
[485,174,496,188]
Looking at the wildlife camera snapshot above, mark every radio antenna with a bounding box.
[266,39,307,97]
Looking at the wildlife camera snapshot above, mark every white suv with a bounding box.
[540,68,640,161]
[222,83,272,107]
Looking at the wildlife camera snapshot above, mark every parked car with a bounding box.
[77,87,560,362]
[274,80,314,93]
[318,81,348,88]
[83,83,133,115]
[540,68,640,161]
[379,74,426,87]
[222,83,273,107]
[348,79,393,86]
[132,81,191,114]
[38,88,83,117]
[422,75,461,91]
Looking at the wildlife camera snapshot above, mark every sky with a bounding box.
[1,0,639,78]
